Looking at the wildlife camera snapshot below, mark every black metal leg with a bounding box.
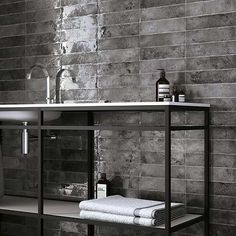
[38,218,43,236]
[87,112,94,236]
[38,110,43,236]
[204,108,210,236]
[165,107,171,236]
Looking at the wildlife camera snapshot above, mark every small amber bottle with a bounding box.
[96,161,110,199]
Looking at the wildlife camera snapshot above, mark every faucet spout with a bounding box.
[27,64,51,104]
[55,68,77,104]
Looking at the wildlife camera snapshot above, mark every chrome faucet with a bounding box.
[26,64,52,104]
[55,68,76,103]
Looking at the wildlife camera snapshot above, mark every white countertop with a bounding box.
[0,102,210,109]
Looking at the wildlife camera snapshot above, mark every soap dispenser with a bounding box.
[156,69,170,102]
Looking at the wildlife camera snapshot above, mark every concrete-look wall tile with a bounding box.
[61,0,97,7]
[186,0,236,17]
[62,15,97,30]
[98,62,139,75]
[0,69,26,81]
[62,52,98,65]
[212,139,236,154]
[141,151,185,165]
[141,164,185,179]
[99,130,140,139]
[192,97,236,111]
[0,58,25,70]
[141,0,185,8]
[186,166,204,180]
[62,40,97,54]
[141,151,165,164]
[187,41,236,57]
[211,154,236,168]
[26,8,61,24]
[0,35,25,48]
[26,43,61,56]
[212,167,235,182]
[187,26,236,44]
[186,84,236,98]
[212,182,236,196]
[186,153,204,166]
[26,33,59,45]
[98,10,139,26]
[62,88,98,101]
[185,69,236,84]
[66,64,97,77]
[187,12,236,30]
[96,112,140,125]
[187,194,204,208]
[0,80,25,91]
[141,58,185,73]
[211,223,236,236]
[99,0,139,13]
[98,137,140,152]
[98,23,139,39]
[141,4,185,21]
[211,127,236,139]
[0,24,25,37]
[139,86,156,101]
[141,18,186,35]
[99,48,139,63]
[99,36,139,51]
[140,32,185,47]
[99,87,141,102]
[211,111,236,125]
[141,45,185,60]
[98,74,139,89]
[63,3,98,17]
[140,177,186,193]
[26,0,60,11]
[187,180,203,194]
[62,28,97,42]
[0,13,26,25]
[212,195,236,211]
[0,1,25,16]
[186,55,236,70]
[210,209,236,225]
[0,46,25,59]
[26,21,58,34]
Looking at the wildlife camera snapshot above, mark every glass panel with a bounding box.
[43,129,89,202]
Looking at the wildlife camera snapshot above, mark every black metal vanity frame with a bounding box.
[0,104,210,236]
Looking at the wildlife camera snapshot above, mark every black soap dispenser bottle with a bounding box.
[156,69,170,102]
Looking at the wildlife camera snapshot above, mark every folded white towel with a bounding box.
[80,210,135,225]
[80,207,186,227]
[79,195,184,219]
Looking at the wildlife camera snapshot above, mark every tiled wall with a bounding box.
[0,0,235,235]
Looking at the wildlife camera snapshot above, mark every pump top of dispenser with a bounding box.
[158,69,166,79]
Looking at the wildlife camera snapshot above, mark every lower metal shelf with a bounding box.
[0,196,203,233]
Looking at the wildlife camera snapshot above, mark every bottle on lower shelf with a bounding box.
[96,160,110,199]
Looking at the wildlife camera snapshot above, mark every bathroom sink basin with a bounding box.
[0,111,61,122]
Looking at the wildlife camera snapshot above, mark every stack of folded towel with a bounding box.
[79,195,185,227]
